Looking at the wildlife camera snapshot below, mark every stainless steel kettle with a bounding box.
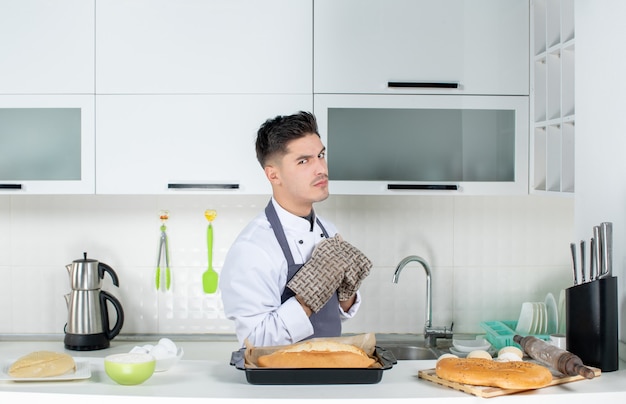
[63,253,124,351]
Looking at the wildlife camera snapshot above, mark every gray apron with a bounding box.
[265,201,341,339]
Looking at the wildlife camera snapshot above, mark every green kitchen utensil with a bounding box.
[202,209,218,293]
[156,210,171,291]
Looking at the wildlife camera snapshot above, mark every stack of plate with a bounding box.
[515,293,559,335]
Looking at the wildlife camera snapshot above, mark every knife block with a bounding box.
[565,276,619,371]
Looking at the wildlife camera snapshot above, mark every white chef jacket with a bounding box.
[220,198,361,347]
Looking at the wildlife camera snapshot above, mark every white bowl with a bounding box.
[452,337,491,353]
[155,347,184,372]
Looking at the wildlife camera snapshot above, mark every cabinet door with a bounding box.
[0,0,94,94]
[96,94,312,194]
[314,94,529,195]
[96,0,312,94]
[0,95,95,194]
[314,0,529,95]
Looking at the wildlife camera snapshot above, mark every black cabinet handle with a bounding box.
[388,81,459,89]
[387,184,458,191]
[168,183,239,190]
[0,184,22,190]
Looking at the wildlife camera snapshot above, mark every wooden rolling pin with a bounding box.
[513,335,595,379]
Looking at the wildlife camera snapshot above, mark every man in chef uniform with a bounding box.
[220,111,371,347]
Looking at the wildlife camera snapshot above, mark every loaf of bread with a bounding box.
[257,340,376,368]
[8,351,76,378]
[436,357,552,389]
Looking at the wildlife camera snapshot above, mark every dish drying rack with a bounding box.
[480,321,551,350]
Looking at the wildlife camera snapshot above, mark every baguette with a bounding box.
[8,351,76,378]
[257,340,376,368]
[435,357,552,389]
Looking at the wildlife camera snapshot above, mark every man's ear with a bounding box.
[264,165,280,184]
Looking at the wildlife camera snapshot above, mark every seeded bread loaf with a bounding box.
[8,351,76,378]
[436,357,552,389]
[257,340,376,368]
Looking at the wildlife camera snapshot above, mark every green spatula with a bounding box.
[202,209,218,293]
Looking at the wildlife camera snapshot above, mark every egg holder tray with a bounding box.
[480,320,550,350]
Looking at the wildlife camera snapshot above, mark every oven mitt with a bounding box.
[286,235,348,313]
[337,240,372,301]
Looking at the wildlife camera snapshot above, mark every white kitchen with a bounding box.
[0,0,624,402]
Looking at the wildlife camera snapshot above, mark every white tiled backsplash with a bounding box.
[0,194,574,336]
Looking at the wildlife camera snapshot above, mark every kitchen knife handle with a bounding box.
[599,222,613,278]
[570,242,578,285]
[168,183,240,190]
[593,226,602,279]
[388,81,459,89]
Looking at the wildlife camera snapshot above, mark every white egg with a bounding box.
[129,345,149,354]
[149,343,170,360]
[498,346,524,359]
[158,338,178,355]
[495,352,523,362]
[467,350,492,360]
[142,344,155,352]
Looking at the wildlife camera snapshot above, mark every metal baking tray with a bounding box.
[230,346,396,385]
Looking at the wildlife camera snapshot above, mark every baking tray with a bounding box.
[230,346,396,385]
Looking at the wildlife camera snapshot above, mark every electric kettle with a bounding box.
[64,253,124,351]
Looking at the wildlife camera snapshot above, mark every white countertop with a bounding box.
[1,337,625,403]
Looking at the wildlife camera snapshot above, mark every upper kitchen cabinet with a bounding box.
[0,0,95,94]
[315,94,528,195]
[95,94,310,194]
[0,95,95,194]
[314,0,529,96]
[95,0,312,94]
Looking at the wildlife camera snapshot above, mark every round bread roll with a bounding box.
[8,351,76,378]
[467,349,492,359]
[436,357,552,389]
[257,340,376,368]
[498,346,524,359]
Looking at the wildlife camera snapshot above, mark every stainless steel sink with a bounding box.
[378,343,441,360]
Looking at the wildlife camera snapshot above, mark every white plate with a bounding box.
[0,358,91,381]
[558,289,566,334]
[452,337,491,353]
[515,302,534,334]
[545,292,558,334]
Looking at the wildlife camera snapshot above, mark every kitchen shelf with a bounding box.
[530,0,575,195]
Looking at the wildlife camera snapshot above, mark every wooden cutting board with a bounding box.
[418,366,601,398]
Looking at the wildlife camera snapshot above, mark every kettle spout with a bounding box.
[64,293,71,308]
[65,264,72,275]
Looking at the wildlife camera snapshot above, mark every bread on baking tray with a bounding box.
[257,340,376,368]
[435,357,552,389]
[8,351,76,378]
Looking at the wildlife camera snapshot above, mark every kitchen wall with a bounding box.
[0,193,574,336]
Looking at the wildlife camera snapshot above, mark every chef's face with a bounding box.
[265,133,329,216]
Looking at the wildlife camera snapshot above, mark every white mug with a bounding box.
[550,333,567,349]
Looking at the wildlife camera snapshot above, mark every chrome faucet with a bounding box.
[393,255,453,348]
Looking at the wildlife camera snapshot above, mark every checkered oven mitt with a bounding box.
[337,239,372,301]
[286,235,348,313]
[287,234,373,312]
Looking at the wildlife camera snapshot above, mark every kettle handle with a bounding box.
[99,263,120,287]
[100,290,124,340]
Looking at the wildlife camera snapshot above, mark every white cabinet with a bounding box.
[530,0,575,194]
[314,0,529,95]
[95,95,311,194]
[314,94,529,195]
[0,0,94,94]
[0,95,95,194]
[95,0,312,94]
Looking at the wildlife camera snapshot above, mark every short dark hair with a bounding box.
[255,111,320,167]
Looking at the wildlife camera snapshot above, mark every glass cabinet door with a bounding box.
[0,95,94,194]
[314,94,528,195]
